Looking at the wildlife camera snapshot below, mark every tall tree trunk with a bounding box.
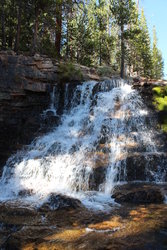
[32,4,40,54]
[8,33,13,48]
[99,16,102,66]
[14,0,22,52]
[1,0,6,50]
[55,1,62,58]
[99,39,102,66]
[8,0,15,49]
[66,7,72,59]
[120,24,125,78]
[66,17,69,58]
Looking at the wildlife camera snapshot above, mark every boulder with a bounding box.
[112,183,165,204]
[39,194,82,211]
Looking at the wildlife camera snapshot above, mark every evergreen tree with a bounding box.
[14,0,22,52]
[110,0,136,78]
[126,3,142,75]
[95,0,111,65]
[0,0,164,79]
[138,9,153,77]
[152,26,164,79]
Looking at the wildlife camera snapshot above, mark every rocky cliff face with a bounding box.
[0,52,59,172]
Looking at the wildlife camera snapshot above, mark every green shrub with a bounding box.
[153,87,163,96]
[153,86,167,132]
[59,62,83,82]
[153,86,167,111]
[97,65,118,77]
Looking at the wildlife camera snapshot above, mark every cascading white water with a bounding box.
[43,85,59,117]
[0,79,166,210]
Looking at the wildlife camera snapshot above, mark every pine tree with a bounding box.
[95,0,111,65]
[152,26,164,79]
[125,3,141,75]
[110,0,136,78]
[138,9,152,77]
[55,0,63,57]
[0,0,164,79]
[14,0,22,52]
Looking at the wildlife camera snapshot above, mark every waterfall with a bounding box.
[43,85,59,116]
[0,79,166,210]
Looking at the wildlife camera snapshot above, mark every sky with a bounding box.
[139,0,167,78]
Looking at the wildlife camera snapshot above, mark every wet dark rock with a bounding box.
[98,125,111,144]
[158,110,167,123]
[18,189,33,197]
[89,166,106,190]
[87,151,167,191]
[39,194,82,211]
[112,183,165,204]
[0,202,37,218]
[123,153,167,182]
[98,136,108,145]
[125,155,146,181]
[43,113,60,127]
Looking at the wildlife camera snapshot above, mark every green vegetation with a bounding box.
[161,119,167,133]
[59,62,83,82]
[154,96,167,111]
[152,27,164,79]
[110,0,137,78]
[153,86,167,132]
[153,86,167,110]
[97,65,118,77]
[153,87,164,96]
[0,0,164,79]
